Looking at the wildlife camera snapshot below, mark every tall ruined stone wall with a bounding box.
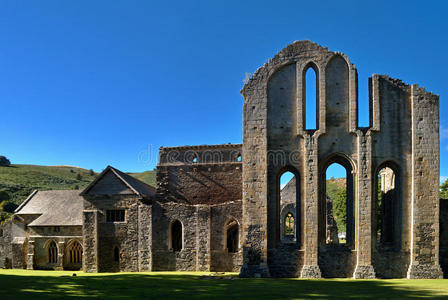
[370,76,412,278]
[157,144,242,205]
[241,40,442,279]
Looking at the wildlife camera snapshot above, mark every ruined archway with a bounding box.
[374,161,401,250]
[318,153,356,278]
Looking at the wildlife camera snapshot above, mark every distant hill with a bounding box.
[0,164,156,223]
[128,170,157,188]
[326,177,346,200]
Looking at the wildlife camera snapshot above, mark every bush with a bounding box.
[0,190,10,202]
[441,179,448,199]
[0,201,18,213]
[0,211,12,224]
[0,156,11,166]
[76,174,82,180]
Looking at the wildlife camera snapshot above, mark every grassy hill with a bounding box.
[0,164,156,223]
[326,178,346,200]
[128,170,157,188]
[0,165,96,205]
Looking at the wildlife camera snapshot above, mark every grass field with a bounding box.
[0,270,447,299]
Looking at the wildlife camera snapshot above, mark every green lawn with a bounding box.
[0,270,447,299]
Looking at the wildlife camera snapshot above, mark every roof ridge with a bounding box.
[109,167,142,197]
[14,190,38,213]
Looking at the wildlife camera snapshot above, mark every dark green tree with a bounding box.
[0,156,10,166]
[89,169,94,176]
[76,173,82,180]
[332,188,347,232]
[1,201,18,213]
[441,179,448,199]
[0,190,10,202]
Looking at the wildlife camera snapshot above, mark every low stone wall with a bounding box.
[318,245,356,278]
[268,244,304,277]
[373,250,410,278]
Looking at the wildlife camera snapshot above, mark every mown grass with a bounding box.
[0,270,447,299]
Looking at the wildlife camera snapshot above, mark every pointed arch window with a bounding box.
[304,64,319,130]
[321,156,355,249]
[48,241,58,264]
[376,165,400,248]
[225,219,239,253]
[170,220,183,252]
[68,241,83,264]
[278,168,301,245]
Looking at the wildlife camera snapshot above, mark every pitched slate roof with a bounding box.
[80,165,156,199]
[14,190,83,226]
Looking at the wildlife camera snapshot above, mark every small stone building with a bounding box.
[0,41,447,278]
[7,190,83,270]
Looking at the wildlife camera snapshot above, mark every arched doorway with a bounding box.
[170,220,183,252]
[225,218,239,253]
[318,154,356,278]
[277,168,301,247]
[375,162,401,250]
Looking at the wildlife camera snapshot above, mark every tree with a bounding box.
[332,188,347,232]
[0,190,10,202]
[89,169,94,176]
[441,179,448,199]
[0,201,18,213]
[0,156,10,166]
[76,173,82,180]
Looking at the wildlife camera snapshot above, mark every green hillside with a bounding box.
[0,164,156,223]
[0,165,96,204]
[128,170,157,188]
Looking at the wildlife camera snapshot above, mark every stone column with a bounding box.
[55,240,65,271]
[82,210,99,273]
[353,131,376,278]
[240,98,270,278]
[407,85,443,279]
[196,205,211,271]
[26,239,34,270]
[138,204,152,271]
[300,134,321,278]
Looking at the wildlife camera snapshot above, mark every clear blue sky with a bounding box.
[1,1,447,181]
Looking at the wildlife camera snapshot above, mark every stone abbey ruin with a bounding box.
[0,41,447,278]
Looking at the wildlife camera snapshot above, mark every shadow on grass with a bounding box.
[0,273,447,299]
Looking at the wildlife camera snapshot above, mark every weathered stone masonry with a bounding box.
[239,40,444,279]
[1,40,446,279]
